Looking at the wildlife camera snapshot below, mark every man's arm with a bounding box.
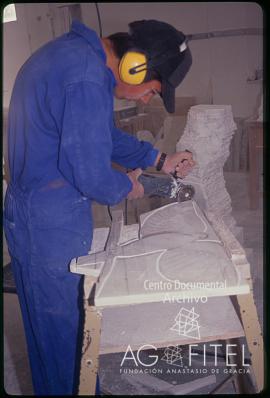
[111,126,159,169]
[111,126,195,177]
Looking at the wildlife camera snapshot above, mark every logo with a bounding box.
[170,307,201,340]
[120,344,158,367]
[161,345,183,367]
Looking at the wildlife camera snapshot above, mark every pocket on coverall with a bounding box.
[3,186,30,260]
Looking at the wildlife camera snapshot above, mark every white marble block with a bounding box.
[176,105,237,233]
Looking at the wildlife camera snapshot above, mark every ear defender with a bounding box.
[119,51,148,85]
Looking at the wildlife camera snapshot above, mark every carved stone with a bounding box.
[176,105,237,233]
[70,202,249,307]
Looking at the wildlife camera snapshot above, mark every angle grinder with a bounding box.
[138,173,195,202]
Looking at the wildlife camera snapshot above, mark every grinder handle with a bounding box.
[138,174,172,197]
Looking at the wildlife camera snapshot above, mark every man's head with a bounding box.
[106,19,192,113]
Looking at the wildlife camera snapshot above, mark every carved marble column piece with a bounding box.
[177,105,237,232]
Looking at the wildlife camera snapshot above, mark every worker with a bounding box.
[4,19,195,395]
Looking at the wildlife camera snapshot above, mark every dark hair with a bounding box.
[108,32,162,83]
[107,32,134,59]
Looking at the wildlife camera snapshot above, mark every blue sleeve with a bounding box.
[58,81,132,206]
[111,126,159,170]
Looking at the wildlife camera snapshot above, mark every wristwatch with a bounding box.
[156,152,167,171]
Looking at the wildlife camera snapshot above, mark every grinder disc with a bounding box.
[177,184,195,202]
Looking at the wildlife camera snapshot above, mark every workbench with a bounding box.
[70,104,264,395]
[70,201,264,395]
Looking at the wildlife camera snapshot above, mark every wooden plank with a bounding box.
[237,293,264,392]
[78,303,101,395]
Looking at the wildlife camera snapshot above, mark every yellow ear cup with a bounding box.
[119,52,147,85]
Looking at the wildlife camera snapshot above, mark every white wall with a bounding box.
[3,4,31,109]
[85,2,262,118]
[3,2,263,118]
[3,3,54,108]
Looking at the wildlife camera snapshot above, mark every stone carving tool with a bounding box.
[138,173,195,202]
[138,149,195,202]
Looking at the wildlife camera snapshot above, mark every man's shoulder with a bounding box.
[18,32,109,89]
[60,34,108,87]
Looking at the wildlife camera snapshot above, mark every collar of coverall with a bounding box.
[71,20,117,87]
[71,20,106,61]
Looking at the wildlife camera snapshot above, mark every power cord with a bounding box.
[107,205,112,222]
[94,3,103,38]
[107,169,129,225]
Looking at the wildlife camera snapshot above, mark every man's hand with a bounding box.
[162,151,196,178]
[127,168,144,200]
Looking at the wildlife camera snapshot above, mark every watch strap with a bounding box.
[156,152,167,171]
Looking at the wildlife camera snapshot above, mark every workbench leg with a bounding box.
[225,338,255,394]
[236,293,264,392]
[78,297,102,394]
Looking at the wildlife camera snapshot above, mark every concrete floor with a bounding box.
[3,171,263,395]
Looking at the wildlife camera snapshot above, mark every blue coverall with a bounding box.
[4,21,158,395]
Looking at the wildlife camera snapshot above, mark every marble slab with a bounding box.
[70,200,250,307]
[99,296,245,353]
